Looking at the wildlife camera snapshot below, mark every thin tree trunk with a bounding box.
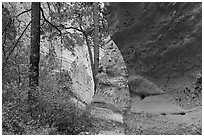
[93,2,99,91]
[84,34,95,87]
[28,2,40,107]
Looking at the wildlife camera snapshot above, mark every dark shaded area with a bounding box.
[107,2,202,99]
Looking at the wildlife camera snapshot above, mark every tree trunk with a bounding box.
[84,34,95,88]
[28,2,40,106]
[93,2,99,91]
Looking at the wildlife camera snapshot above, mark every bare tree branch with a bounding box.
[40,7,62,36]
[77,14,94,36]
[47,2,54,15]
[40,18,46,27]
[59,24,84,33]
[15,9,31,18]
[3,21,31,66]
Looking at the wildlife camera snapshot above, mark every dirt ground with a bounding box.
[123,109,202,135]
[86,73,202,135]
[122,75,202,135]
[89,92,202,135]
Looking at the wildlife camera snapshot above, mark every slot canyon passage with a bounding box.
[2,2,202,135]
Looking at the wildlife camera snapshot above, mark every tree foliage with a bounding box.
[2,2,109,135]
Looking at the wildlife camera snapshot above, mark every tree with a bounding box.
[40,2,98,90]
[93,2,99,91]
[36,2,109,93]
[28,2,41,109]
[2,2,111,134]
[2,3,31,86]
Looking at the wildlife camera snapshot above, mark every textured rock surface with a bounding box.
[89,106,124,123]
[92,36,130,112]
[70,61,93,104]
[89,36,130,124]
[58,45,94,104]
[41,41,95,108]
[128,75,165,98]
[107,2,202,104]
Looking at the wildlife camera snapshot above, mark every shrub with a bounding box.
[2,69,94,135]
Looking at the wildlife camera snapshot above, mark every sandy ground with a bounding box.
[90,93,202,135]
[124,107,202,135]
[122,78,202,135]
[87,73,202,135]
[125,93,202,135]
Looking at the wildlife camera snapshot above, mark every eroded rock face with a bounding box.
[89,106,124,123]
[92,36,130,112]
[107,3,202,99]
[70,61,93,104]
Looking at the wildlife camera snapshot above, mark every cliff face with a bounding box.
[107,2,202,98]
[68,45,94,104]
[93,36,130,111]
[89,36,130,123]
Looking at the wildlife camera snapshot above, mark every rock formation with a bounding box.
[60,44,95,105]
[106,2,202,109]
[90,36,130,123]
[128,75,165,99]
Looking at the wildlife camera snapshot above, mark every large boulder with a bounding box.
[128,75,165,98]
